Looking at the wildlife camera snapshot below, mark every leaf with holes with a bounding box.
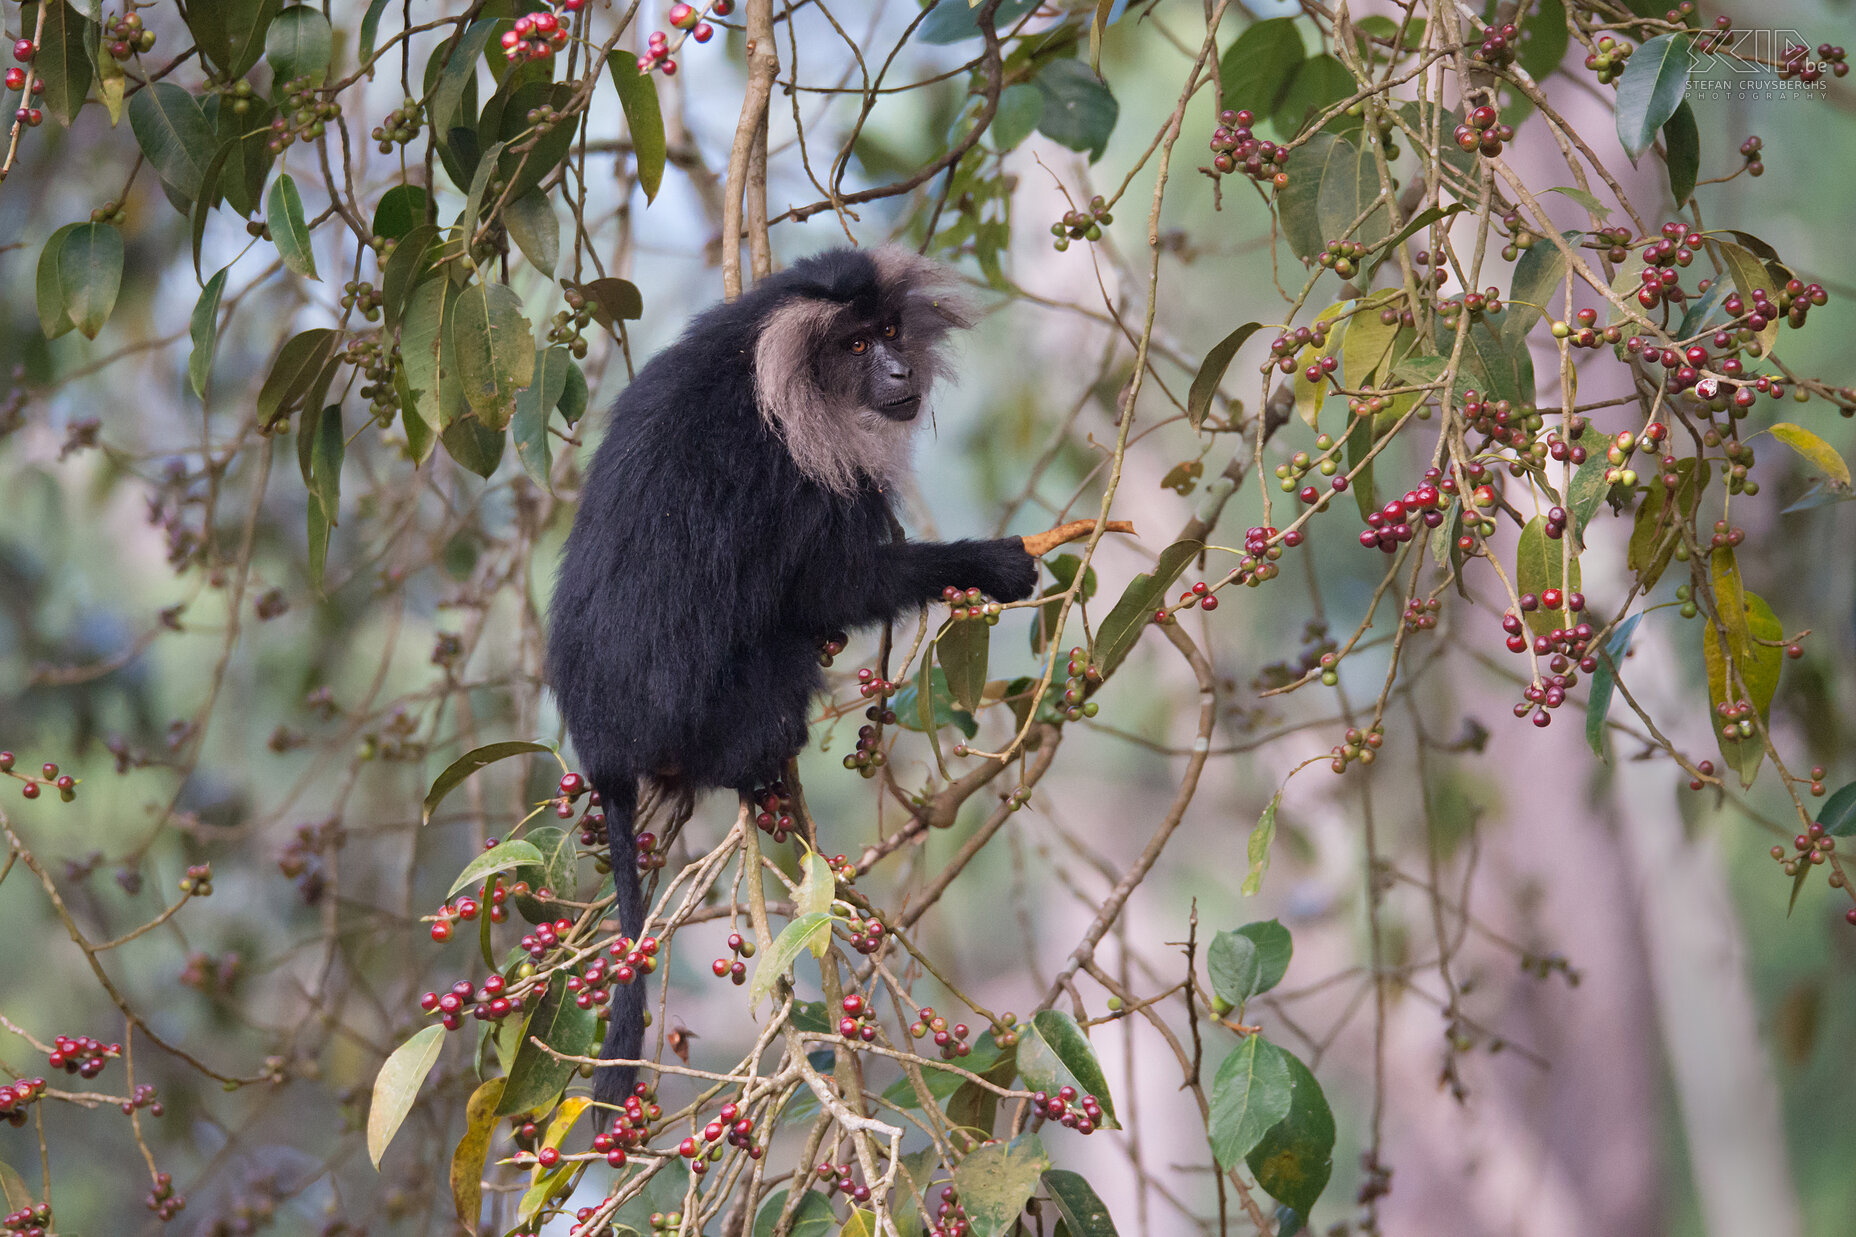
[954,1135,1049,1237]
[1585,612,1643,759]
[1766,423,1850,487]
[748,912,832,1010]
[1210,1034,1295,1169]
[1615,34,1693,162]
[423,741,553,825]
[1096,540,1203,676]
[1017,1010,1117,1126]
[367,1024,445,1167]
[1218,18,1305,121]
[1187,322,1261,430]
[1515,516,1581,637]
[452,282,535,431]
[1243,793,1280,896]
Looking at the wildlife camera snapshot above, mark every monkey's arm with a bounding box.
[791,536,1038,633]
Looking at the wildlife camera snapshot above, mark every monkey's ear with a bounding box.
[870,246,974,332]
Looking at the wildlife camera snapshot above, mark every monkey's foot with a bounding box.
[1022,519,1137,558]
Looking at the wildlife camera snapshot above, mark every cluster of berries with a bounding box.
[421,975,527,1031]
[502,9,571,62]
[48,1034,119,1079]
[837,992,877,1042]
[1033,1085,1105,1135]
[908,1005,972,1060]
[1050,195,1112,251]
[0,1078,45,1127]
[1452,104,1514,157]
[710,930,754,985]
[1358,484,1446,553]
[1207,109,1289,187]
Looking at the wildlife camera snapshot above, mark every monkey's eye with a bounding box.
[848,337,869,354]
[881,324,899,340]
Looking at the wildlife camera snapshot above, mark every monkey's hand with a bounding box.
[1021,520,1137,558]
[961,538,1040,603]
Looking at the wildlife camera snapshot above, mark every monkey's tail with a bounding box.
[591,775,645,1129]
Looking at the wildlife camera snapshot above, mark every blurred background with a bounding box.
[1,0,1854,1233]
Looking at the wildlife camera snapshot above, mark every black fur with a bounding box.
[546,248,1038,1120]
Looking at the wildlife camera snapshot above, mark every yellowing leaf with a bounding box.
[368,1024,446,1168]
[1766,422,1850,487]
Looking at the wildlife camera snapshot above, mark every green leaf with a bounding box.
[35,223,77,340]
[891,667,978,739]
[1187,322,1261,430]
[448,838,545,899]
[497,973,598,1116]
[953,1134,1050,1237]
[1208,919,1293,1005]
[1245,1045,1334,1218]
[1339,293,1400,388]
[748,911,832,1010]
[1030,553,1096,655]
[1514,516,1581,637]
[1096,540,1204,676]
[937,618,990,715]
[129,82,215,206]
[1034,59,1118,163]
[1242,793,1280,896]
[1662,99,1698,206]
[1627,459,1706,591]
[796,849,835,924]
[372,185,430,242]
[1504,235,1570,346]
[1766,422,1851,487]
[255,328,340,428]
[422,740,554,824]
[1818,782,1856,838]
[752,1190,838,1237]
[309,402,343,525]
[188,267,228,398]
[1368,204,1465,280]
[1314,132,1388,253]
[367,1024,446,1167]
[1517,0,1569,81]
[22,2,92,126]
[265,4,332,86]
[307,484,331,591]
[381,224,440,330]
[1041,1169,1118,1237]
[54,221,122,341]
[510,824,578,924]
[990,82,1043,151]
[1218,18,1305,121]
[1585,612,1643,758]
[400,274,463,431]
[513,346,570,488]
[504,190,559,275]
[917,0,1038,44]
[607,51,666,202]
[579,276,645,327]
[441,414,506,478]
[1565,424,1612,544]
[557,358,588,425]
[1702,549,1782,788]
[1276,133,1347,263]
[1462,320,1535,408]
[0,1159,31,1212]
[431,18,497,138]
[358,0,394,63]
[1542,185,1611,221]
[186,0,280,78]
[1275,54,1354,138]
[451,281,535,431]
[265,174,318,280]
[1615,34,1693,162]
[1017,1009,1117,1125]
[1210,1035,1295,1168]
